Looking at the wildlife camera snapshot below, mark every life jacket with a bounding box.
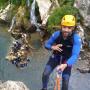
[53,32,74,59]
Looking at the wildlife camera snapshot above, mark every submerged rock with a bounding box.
[0,81,29,90]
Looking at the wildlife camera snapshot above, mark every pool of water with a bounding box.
[0,25,90,90]
[0,24,48,90]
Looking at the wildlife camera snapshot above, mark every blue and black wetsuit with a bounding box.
[42,30,81,90]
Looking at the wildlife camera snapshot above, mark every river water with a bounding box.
[0,24,90,90]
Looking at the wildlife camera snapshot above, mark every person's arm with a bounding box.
[66,34,82,66]
[45,31,60,50]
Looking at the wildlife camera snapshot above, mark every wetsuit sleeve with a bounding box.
[45,31,60,50]
[66,34,82,66]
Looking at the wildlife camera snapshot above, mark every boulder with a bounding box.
[0,80,29,90]
[0,4,14,23]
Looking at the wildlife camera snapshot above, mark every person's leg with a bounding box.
[62,67,72,90]
[42,65,53,89]
[42,55,60,89]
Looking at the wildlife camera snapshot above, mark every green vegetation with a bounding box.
[47,0,81,34]
[0,0,81,34]
[0,0,9,9]
[58,0,75,6]
[0,0,33,9]
[0,0,8,5]
[47,5,80,33]
[10,0,33,6]
[50,0,75,6]
[0,0,34,21]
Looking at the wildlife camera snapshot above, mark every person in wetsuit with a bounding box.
[41,15,82,90]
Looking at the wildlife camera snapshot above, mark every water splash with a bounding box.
[30,0,40,32]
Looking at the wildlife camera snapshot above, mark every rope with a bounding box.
[54,56,62,90]
[54,73,61,90]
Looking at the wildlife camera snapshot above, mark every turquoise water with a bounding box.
[0,25,90,90]
[0,25,48,90]
[0,25,11,80]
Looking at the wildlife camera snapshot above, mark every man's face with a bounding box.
[61,26,75,37]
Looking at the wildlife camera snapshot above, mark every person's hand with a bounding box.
[51,44,63,52]
[56,64,67,72]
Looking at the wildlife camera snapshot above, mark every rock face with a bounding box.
[77,50,90,73]
[0,81,29,90]
[74,0,90,27]
[36,0,51,25]
[74,0,90,73]
[8,5,34,33]
[0,4,13,23]
[36,0,60,25]
[0,4,11,21]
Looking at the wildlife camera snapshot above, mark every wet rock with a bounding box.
[0,4,11,21]
[28,24,37,33]
[76,50,90,73]
[0,18,9,25]
[77,67,90,73]
[0,80,29,90]
[9,5,34,35]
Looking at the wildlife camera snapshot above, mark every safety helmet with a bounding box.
[61,15,76,26]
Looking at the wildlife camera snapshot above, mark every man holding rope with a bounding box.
[41,15,82,90]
